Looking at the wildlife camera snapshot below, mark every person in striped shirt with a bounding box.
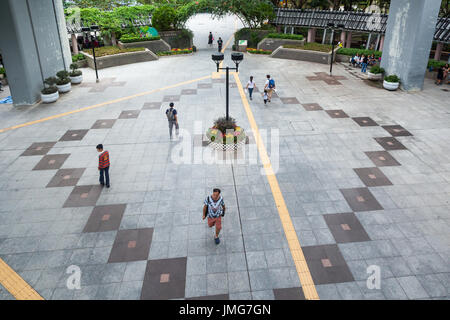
[96,144,110,188]
[202,188,226,245]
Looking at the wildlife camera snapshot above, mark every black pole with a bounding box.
[226,66,229,121]
[330,29,334,76]
[92,31,99,82]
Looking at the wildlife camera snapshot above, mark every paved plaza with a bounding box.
[0,15,449,300]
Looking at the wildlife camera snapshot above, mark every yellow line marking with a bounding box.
[0,258,43,300]
[0,75,212,134]
[233,72,320,300]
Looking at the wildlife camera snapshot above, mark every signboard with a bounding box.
[139,26,158,38]
[238,40,248,46]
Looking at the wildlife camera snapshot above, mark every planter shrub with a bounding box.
[267,33,304,40]
[152,5,178,31]
[384,74,400,83]
[72,53,86,62]
[247,48,272,54]
[337,48,382,58]
[284,43,332,53]
[234,27,276,48]
[120,34,161,43]
[427,59,447,70]
[82,46,145,57]
[157,48,193,56]
[369,65,385,74]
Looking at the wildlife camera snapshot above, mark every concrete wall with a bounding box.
[257,38,305,51]
[271,47,338,65]
[81,49,158,70]
[118,39,171,54]
[0,0,71,106]
[380,0,441,91]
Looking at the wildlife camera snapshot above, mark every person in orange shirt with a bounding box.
[96,144,110,188]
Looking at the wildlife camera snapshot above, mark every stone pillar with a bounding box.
[340,31,346,47]
[307,28,316,43]
[434,42,443,61]
[346,32,352,48]
[366,33,372,49]
[0,0,72,106]
[71,34,78,54]
[380,0,441,91]
[378,35,385,51]
[322,29,327,44]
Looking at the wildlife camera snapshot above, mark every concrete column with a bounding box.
[375,34,381,51]
[346,32,352,48]
[340,31,346,47]
[307,28,316,43]
[329,30,334,44]
[379,35,385,51]
[0,0,72,106]
[71,34,79,54]
[322,29,327,44]
[434,42,443,61]
[380,0,441,91]
[366,33,372,49]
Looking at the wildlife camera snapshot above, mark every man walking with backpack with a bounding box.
[264,75,276,102]
[166,102,179,140]
[203,188,226,245]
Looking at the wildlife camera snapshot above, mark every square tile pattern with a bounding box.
[340,187,383,212]
[198,83,212,89]
[302,103,323,111]
[352,117,378,127]
[59,130,89,141]
[33,154,70,171]
[91,119,116,129]
[302,244,354,285]
[181,89,197,95]
[141,257,187,300]
[324,212,371,243]
[280,97,300,104]
[80,77,126,93]
[325,110,349,118]
[142,102,162,110]
[108,228,153,263]
[21,142,56,156]
[83,204,126,233]
[273,287,306,300]
[63,185,103,208]
[381,125,413,137]
[163,95,180,102]
[46,168,85,188]
[374,137,407,150]
[306,72,347,85]
[353,167,393,187]
[365,151,401,167]
[119,110,140,119]
[186,294,229,300]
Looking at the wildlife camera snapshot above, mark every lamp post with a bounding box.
[211,52,244,121]
[82,25,100,83]
[327,22,345,76]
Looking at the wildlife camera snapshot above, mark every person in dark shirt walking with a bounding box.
[166,102,179,140]
[217,37,223,52]
[97,144,110,188]
[208,32,214,48]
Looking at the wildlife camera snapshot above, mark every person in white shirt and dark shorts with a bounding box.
[245,76,256,100]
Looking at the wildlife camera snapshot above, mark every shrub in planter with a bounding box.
[56,70,71,93]
[120,34,160,43]
[383,74,400,91]
[41,77,59,103]
[367,65,385,81]
[205,116,246,150]
[69,63,83,84]
[266,33,304,40]
[72,53,86,62]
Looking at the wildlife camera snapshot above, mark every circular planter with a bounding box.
[41,91,59,103]
[57,82,71,93]
[367,72,382,81]
[383,80,399,91]
[70,74,83,84]
[209,139,246,151]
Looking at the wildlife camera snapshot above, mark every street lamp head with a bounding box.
[212,52,224,72]
[231,52,244,65]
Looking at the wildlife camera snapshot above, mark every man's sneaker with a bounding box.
[214,237,220,245]
[106,184,110,188]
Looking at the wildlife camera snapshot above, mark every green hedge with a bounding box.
[267,33,304,40]
[234,27,276,48]
[120,34,161,43]
[72,53,86,62]
[427,59,447,69]
[247,48,272,54]
[0,67,5,75]
[337,48,382,58]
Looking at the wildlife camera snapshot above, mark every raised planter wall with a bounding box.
[271,46,339,64]
[257,38,305,51]
[81,49,158,70]
[234,29,273,48]
[159,30,192,49]
[74,59,88,68]
[118,39,171,54]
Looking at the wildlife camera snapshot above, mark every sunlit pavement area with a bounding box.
[0,14,449,300]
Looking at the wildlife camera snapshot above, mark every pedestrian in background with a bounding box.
[208,32,214,48]
[166,102,179,140]
[245,76,256,100]
[217,37,223,52]
[97,144,110,188]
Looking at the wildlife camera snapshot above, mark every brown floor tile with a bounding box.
[80,77,126,93]
[352,117,378,127]
[109,228,154,263]
[325,110,349,118]
[365,151,401,167]
[353,167,393,187]
[198,83,212,89]
[281,97,300,104]
[83,204,126,233]
[21,142,56,156]
[302,103,323,111]
[340,187,383,212]
[163,95,180,102]
[141,257,187,300]
[273,287,306,300]
[32,154,70,170]
[142,102,162,110]
[302,244,354,285]
[181,89,197,95]
[59,130,89,141]
[324,212,371,243]
[119,110,140,119]
[374,137,407,150]
[91,119,116,129]
[212,79,225,83]
[46,168,85,188]
[63,184,103,208]
[381,125,413,137]
[186,294,229,300]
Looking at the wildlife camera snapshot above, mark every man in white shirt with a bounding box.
[264,74,275,102]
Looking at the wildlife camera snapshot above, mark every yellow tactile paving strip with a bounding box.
[233,72,320,300]
[0,258,43,300]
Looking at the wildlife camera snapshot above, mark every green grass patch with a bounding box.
[82,46,145,57]
[427,59,447,70]
[246,48,272,54]
[120,34,161,43]
[72,53,86,62]
[337,48,382,58]
[283,42,332,53]
[267,33,304,40]
[157,48,193,56]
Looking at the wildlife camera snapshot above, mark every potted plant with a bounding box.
[206,116,246,151]
[367,65,384,81]
[383,74,400,91]
[56,70,71,93]
[69,63,83,84]
[41,77,59,103]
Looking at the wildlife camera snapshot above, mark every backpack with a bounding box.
[269,79,275,89]
[166,108,175,121]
